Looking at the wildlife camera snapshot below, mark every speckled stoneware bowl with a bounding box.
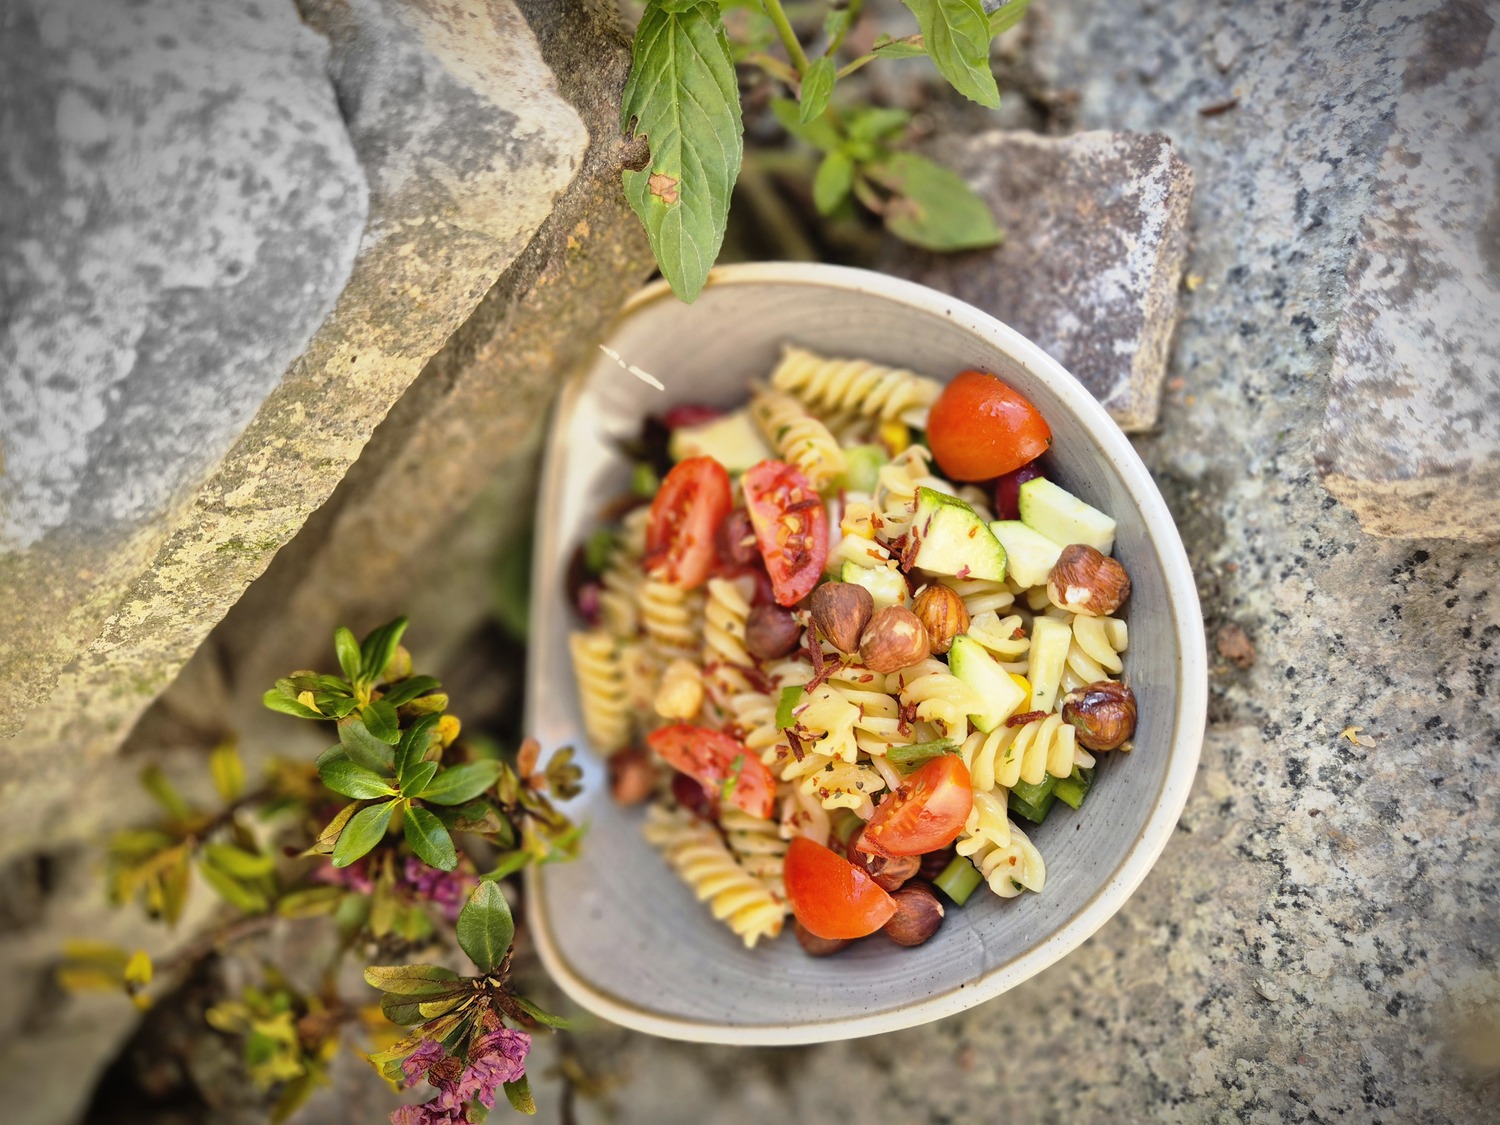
[525,262,1206,1044]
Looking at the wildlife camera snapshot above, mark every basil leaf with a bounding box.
[900,0,1000,108]
[813,150,855,215]
[799,56,836,123]
[621,0,743,302]
[989,0,1032,36]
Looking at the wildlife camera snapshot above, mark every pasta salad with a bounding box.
[567,346,1137,955]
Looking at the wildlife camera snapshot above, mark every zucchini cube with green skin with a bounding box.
[908,488,1007,583]
[667,409,773,472]
[988,520,1064,590]
[841,561,907,609]
[947,635,1028,732]
[1017,478,1117,555]
[841,444,886,493]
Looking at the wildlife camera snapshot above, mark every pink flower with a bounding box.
[388,1029,531,1125]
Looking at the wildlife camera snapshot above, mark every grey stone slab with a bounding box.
[1316,1,1500,541]
[887,129,1193,432]
[0,0,586,754]
[0,0,366,550]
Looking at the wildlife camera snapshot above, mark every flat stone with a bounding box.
[1315,1,1500,541]
[886,129,1193,432]
[0,0,587,759]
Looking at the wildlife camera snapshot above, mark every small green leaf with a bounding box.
[361,699,400,745]
[359,617,409,682]
[621,0,743,302]
[379,993,432,1026]
[307,801,362,857]
[319,757,398,800]
[503,1075,536,1115]
[847,106,912,142]
[202,842,276,879]
[872,33,928,59]
[338,716,396,773]
[334,626,363,683]
[262,686,325,720]
[799,56,836,123]
[900,0,1000,107]
[363,963,465,996]
[395,713,440,777]
[140,766,190,820]
[198,859,270,913]
[868,152,1001,250]
[380,675,441,708]
[813,151,855,215]
[989,0,1032,36]
[417,760,503,806]
[456,880,514,972]
[209,741,245,803]
[510,994,577,1030]
[403,806,457,871]
[276,886,346,918]
[331,800,396,867]
[771,97,841,151]
[430,799,509,840]
[399,760,439,799]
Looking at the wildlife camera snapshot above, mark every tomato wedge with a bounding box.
[856,755,973,858]
[926,371,1052,482]
[644,457,732,588]
[784,836,897,940]
[741,460,828,607]
[645,725,776,819]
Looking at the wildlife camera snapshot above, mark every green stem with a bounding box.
[761,0,810,75]
[836,53,877,80]
[826,0,862,55]
[746,51,800,86]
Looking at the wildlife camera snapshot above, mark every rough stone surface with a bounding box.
[0,0,587,805]
[888,129,1193,431]
[1316,2,1500,541]
[527,3,1500,1123]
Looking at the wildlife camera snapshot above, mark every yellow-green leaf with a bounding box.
[900,0,1000,107]
[209,741,246,802]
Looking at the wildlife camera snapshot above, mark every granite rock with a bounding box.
[1316,1,1500,541]
[0,0,586,767]
[887,129,1193,431]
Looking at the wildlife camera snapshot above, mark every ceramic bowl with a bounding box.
[524,262,1206,1045]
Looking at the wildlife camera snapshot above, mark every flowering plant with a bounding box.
[61,619,580,1122]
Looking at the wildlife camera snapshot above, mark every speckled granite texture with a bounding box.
[528,1,1500,1122]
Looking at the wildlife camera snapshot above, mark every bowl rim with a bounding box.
[526,260,1207,1045]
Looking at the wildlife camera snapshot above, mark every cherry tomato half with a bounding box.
[784,836,898,940]
[926,371,1052,483]
[856,755,974,858]
[645,725,776,819]
[644,457,732,588]
[741,460,829,607]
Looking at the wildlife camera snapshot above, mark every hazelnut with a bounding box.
[1047,544,1131,616]
[1061,680,1137,751]
[911,584,969,654]
[858,605,931,673]
[607,748,656,805]
[918,845,956,883]
[848,842,920,893]
[882,881,945,947]
[809,581,874,654]
[794,919,851,957]
[745,603,802,660]
[715,508,759,568]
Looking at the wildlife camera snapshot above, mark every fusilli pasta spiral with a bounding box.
[749,386,847,489]
[770,345,942,427]
[643,805,786,948]
[892,658,984,737]
[568,631,631,753]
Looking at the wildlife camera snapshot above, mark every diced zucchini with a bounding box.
[934,855,984,905]
[947,635,1028,733]
[988,519,1064,589]
[1008,780,1056,825]
[842,444,886,493]
[841,561,908,609]
[1017,478,1117,555]
[1026,616,1072,714]
[909,488,1007,583]
[1053,766,1095,810]
[668,409,774,472]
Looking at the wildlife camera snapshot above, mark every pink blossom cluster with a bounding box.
[389,1030,531,1125]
